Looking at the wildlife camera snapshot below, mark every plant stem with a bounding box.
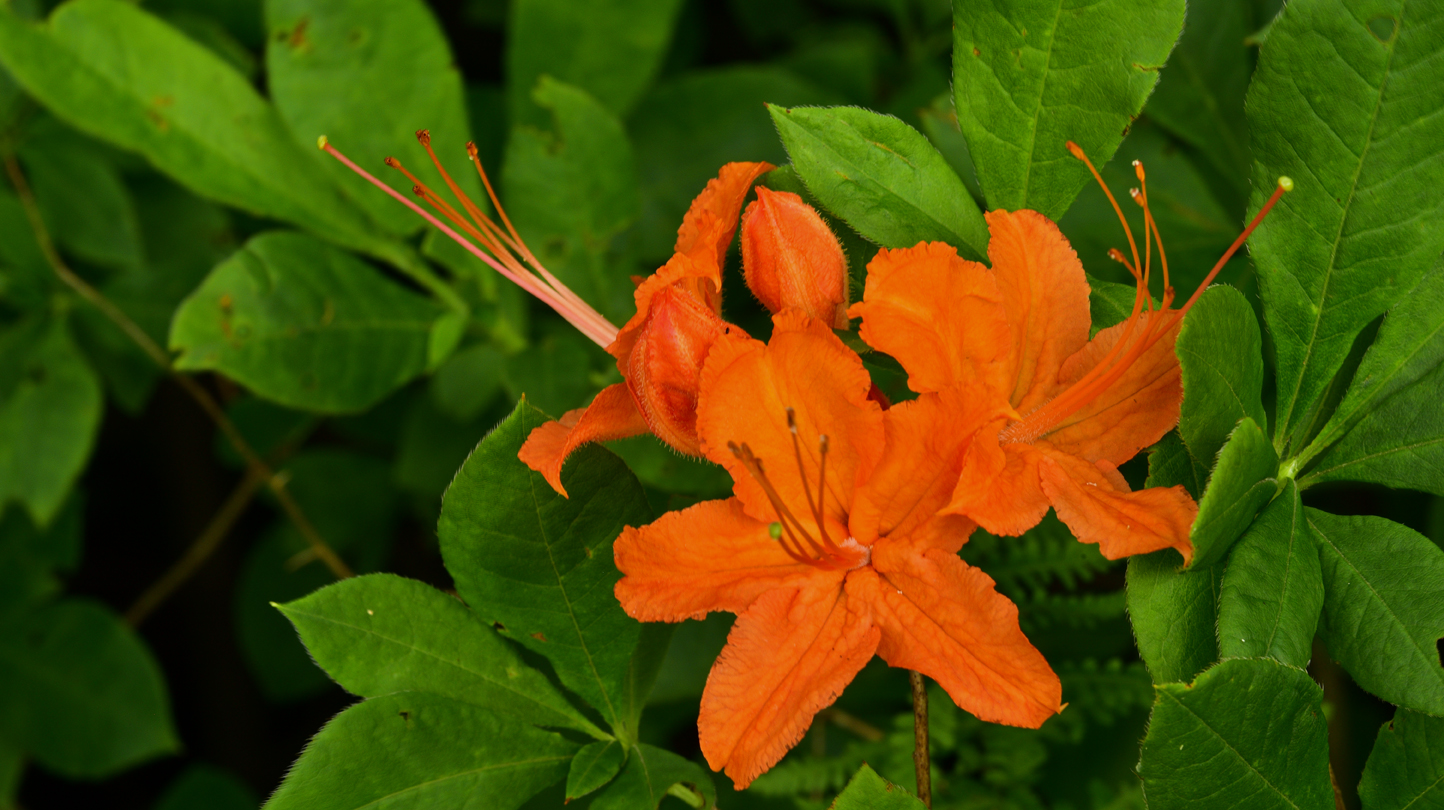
[910,670,931,808]
[2,154,353,580]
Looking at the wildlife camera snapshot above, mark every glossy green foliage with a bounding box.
[829,763,926,809]
[264,692,577,810]
[1176,286,1266,466]
[264,0,482,237]
[1358,709,1444,810]
[170,231,443,413]
[1138,658,1333,810]
[504,77,640,322]
[951,0,1185,220]
[438,401,653,737]
[769,104,988,259]
[1247,0,1444,451]
[0,318,101,527]
[1187,418,1277,570]
[279,573,604,736]
[1308,509,1444,715]
[0,599,178,779]
[1126,551,1218,684]
[1217,483,1323,667]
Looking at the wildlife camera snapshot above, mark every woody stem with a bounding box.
[911,670,932,808]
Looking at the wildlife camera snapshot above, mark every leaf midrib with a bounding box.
[1017,0,1065,211]
[1158,686,1305,810]
[351,754,574,810]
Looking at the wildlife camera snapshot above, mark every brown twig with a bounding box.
[823,707,885,742]
[2,154,353,580]
[910,670,932,808]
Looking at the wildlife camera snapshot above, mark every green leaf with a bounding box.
[1176,286,1266,466]
[20,136,142,272]
[829,763,926,810]
[0,318,102,527]
[630,66,838,259]
[621,623,674,737]
[1248,0,1444,451]
[0,0,402,263]
[503,330,611,420]
[430,343,505,422]
[1358,709,1444,810]
[437,401,653,737]
[263,692,576,810]
[507,0,684,126]
[1302,260,1444,493]
[169,231,444,414]
[768,104,988,259]
[1144,0,1256,208]
[566,740,626,800]
[1307,509,1444,715]
[1146,429,1209,500]
[1188,417,1278,570]
[0,737,21,809]
[0,495,81,618]
[1217,482,1323,667]
[153,764,258,810]
[951,0,1185,220]
[0,599,179,778]
[1138,658,1333,810]
[1088,274,1142,334]
[1126,551,1219,684]
[278,573,606,737]
[503,77,640,323]
[264,0,483,237]
[591,743,715,810]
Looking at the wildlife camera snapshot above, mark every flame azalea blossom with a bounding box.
[615,310,1063,789]
[740,186,849,327]
[851,146,1293,565]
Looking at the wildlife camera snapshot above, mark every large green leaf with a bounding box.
[1187,417,1278,570]
[1146,428,1209,500]
[1217,482,1323,667]
[0,0,405,264]
[264,0,482,237]
[263,692,576,810]
[504,77,640,323]
[768,104,988,259]
[1126,551,1219,684]
[0,599,178,779]
[829,764,926,810]
[437,401,653,738]
[1138,658,1333,810]
[1247,0,1444,451]
[507,0,684,126]
[951,0,1185,220]
[1302,261,1444,493]
[591,743,716,810]
[0,318,102,527]
[1308,509,1444,715]
[1176,286,1266,466]
[170,231,444,414]
[1358,709,1444,810]
[278,573,606,737]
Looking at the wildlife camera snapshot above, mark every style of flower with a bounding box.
[614,310,1063,789]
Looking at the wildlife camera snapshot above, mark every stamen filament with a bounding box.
[785,410,844,556]
[729,441,822,562]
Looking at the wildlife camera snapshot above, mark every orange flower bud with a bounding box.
[624,283,731,456]
[740,187,849,328]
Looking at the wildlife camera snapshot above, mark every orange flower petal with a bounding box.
[698,582,878,789]
[985,209,1092,413]
[518,383,649,496]
[850,241,1012,396]
[675,161,776,272]
[741,187,849,328]
[1038,453,1196,564]
[1045,312,1183,466]
[851,391,980,545]
[855,552,1061,728]
[614,498,825,621]
[945,426,1051,536]
[696,311,884,529]
[625,284,732,455]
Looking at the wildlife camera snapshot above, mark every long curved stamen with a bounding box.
[729,441,821,562]
[786,409,844,556]
[317,135,620,349]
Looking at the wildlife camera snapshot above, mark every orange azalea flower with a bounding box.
[740,186,849,327]
[615,310,1063,788]
[851,145,1292,565]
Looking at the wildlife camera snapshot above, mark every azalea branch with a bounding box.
[2,154,353,581]
[910,671,932,808]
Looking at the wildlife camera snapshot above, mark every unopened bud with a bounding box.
[625,285,729,456]
[740,187,849,328]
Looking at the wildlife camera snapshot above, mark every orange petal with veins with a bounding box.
[675,161,776,273]
[945,425,1051,536]
[517,384,648,496]
[698,582,878,789]
[985,209,1092,413]
[625,284,732,456]
[1038,453,1196,564]
[850,241,1012,396]
[614,498,825,621]
[855,553,1061,727]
